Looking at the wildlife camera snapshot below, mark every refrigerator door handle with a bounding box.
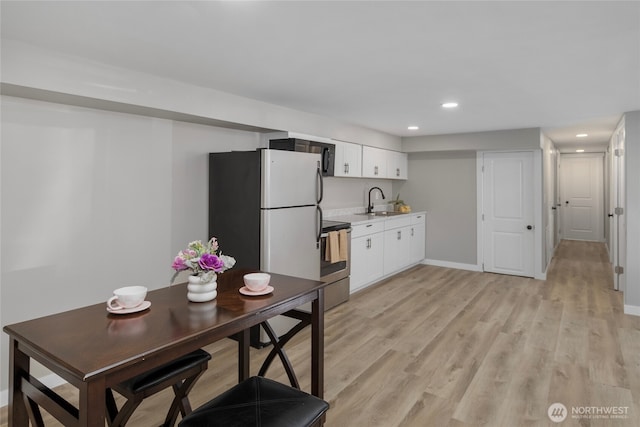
[316,164,324,204]
[316,206,323,246]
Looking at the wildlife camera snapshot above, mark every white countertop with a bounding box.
[328,211,426,226]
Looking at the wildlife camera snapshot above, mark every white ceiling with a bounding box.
[2,1,639,152]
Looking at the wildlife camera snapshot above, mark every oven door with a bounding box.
[320,230,351,283]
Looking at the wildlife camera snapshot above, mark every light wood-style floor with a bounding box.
[3,240,640,426]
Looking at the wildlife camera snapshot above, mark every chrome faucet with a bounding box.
[367,187,386,213]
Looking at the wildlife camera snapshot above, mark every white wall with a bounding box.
[393,151,477,267]
[1,40,401,151]
[171,121,260,252]
[403,127,541,152]
[322,177,393,212]
[624,111,640,313]
[0,96,261,393]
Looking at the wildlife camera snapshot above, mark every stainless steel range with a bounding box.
[320,220,351,310]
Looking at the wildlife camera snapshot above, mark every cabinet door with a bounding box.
[410,223,426,264]
[362,146,387,178]
[335,140,362,177]
[387,151,408,180]
[333,141,348,177]
[350,235,369,292]
[350,232,384,292]
[383,226,411,275]
[343,142,362,177]
[368,232,385,284]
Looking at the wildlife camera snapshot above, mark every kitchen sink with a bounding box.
[357,211,406,217]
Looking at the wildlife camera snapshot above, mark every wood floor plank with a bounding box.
[555,315,590,365]
[618,327,640,413]
[398,391,458,427]
[422,320,502,401]
[525,298,563,352]
[452,331,527,425]
[548,362,591,422]
[588,317,628,388]
[586,383,636,427]
[496,346,555,426]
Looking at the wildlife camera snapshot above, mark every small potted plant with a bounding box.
[171,238,236,302]
[393,194,411,213]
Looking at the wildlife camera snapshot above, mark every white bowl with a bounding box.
[243,273,271,292]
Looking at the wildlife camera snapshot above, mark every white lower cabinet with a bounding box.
[383,216,412,275]
[350,222,384,293]
[350,212,426,293]
[409,213,426,264]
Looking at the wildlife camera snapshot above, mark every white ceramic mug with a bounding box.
[107,286,147,310]
[243,273,271,292]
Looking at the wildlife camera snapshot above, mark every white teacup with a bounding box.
[243,273,271,292]
[107,286,147,310]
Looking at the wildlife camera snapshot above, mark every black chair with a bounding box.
[178,376,329,427]
[106,349,212,427]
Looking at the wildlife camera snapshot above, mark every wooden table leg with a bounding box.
[311,289,324,399]
[238,328,250,382]
[78,378,106,427]
[8,338,29,426]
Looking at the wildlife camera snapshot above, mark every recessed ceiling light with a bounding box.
[576,133,588,138]
[442,102,459,109]
[576,149,585,152]
[407,126,419,130]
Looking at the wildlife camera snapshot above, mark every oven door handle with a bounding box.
[320,229,352,238]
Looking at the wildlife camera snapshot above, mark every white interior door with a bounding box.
[546,148,559,266]
[482,151,535,277]
[560,154,604,242]
[611,122,626,291]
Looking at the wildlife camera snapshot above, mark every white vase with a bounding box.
[187,274,218,302]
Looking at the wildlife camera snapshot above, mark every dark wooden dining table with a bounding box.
[3,268,326,426]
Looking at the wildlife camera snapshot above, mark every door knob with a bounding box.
[608,214,614,217]
[526,225,533,230]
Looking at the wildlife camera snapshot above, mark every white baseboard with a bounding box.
[1,373,67,408]
[624,305,640,317]
[424,259,482,272]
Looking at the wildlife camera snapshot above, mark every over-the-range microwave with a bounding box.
[269,138,335,176]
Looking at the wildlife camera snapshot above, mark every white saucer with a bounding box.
[107,300,151,314]
[239,285,274,296]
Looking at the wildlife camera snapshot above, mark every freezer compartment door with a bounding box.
[261,149,320,208]
[261,206,320,281]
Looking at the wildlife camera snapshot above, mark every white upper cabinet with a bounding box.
[362,146,388,178]
[261,132,407,180]
[387,150,408,180]
[362,146,407,180]
[333,140,362,177]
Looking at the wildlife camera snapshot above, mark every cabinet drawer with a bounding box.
[384,216,411,230]
[352,221,384,238]
[411,213,425,225]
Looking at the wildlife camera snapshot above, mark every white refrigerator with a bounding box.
[260,149,321,281]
